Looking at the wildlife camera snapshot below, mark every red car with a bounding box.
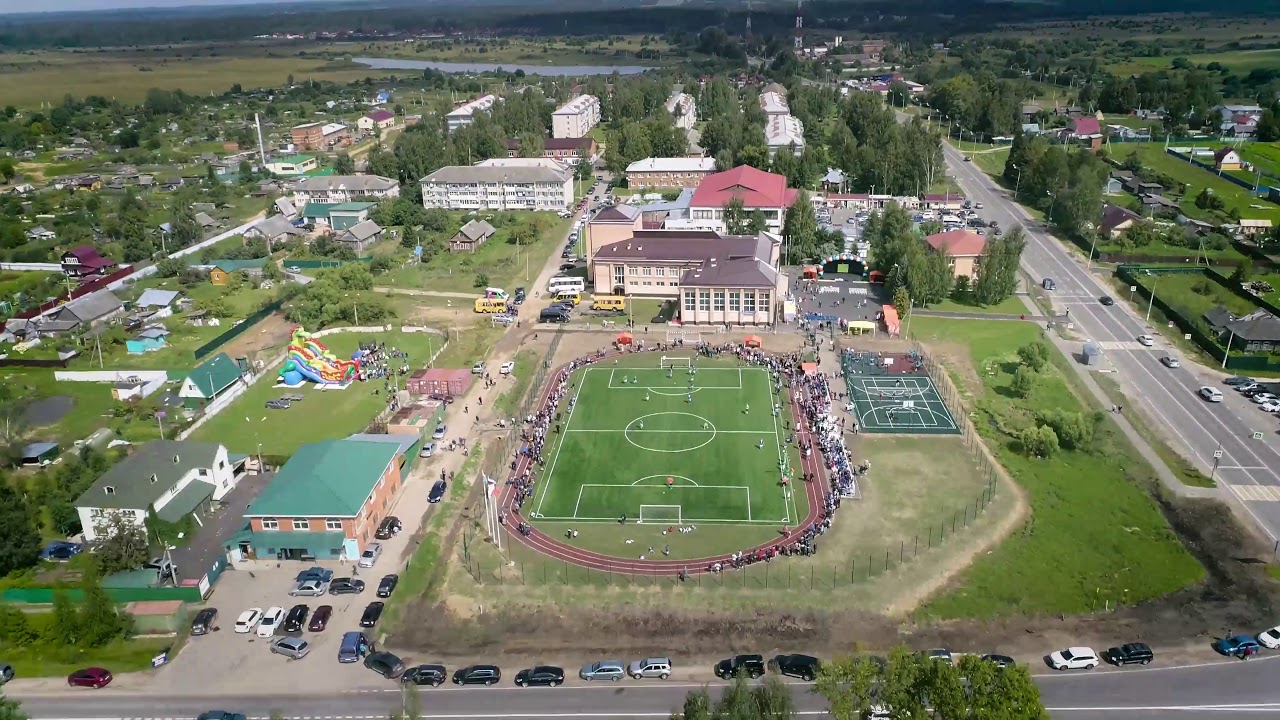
[67,667,112,688]
[308,604,333,631]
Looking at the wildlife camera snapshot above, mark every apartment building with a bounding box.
[552,94,601,139]
[759,92,790,117]
[420,164,573,212]
[665,92,697,130]
[505,136,598,165]
[291,122,348,151]
[292,175,400,204]
[445,94,499,132]
[765,115,805,158]
[625,157,717,190]
[686,165,798,233]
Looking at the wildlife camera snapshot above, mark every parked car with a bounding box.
[1047,647,1099,670]
[1257,626,1280,648]
[308,605,333,632]
[514,288,526,304]
[295,567,333,583]
[364,651,406,679]
[197,712,246,720]
[375,517,402,540]
[339,631,373,663]
[419,442,436,458]
[769,654,820,681]
[402,664,448,687]
[270,636,311,660]
[0,664,14,685]
[453,665,502,686]
[1104,643,1154,666]
[925,648,954,665]
[190,608,218,636]
[500,361,515,375]
[628,657,672,679]
[433,424,447,440]
[1137,335,1154,347]
[715,654,765,679]
[1238,383,1264,394]
[265,399,289,410]
[1259,401,1280,413]
[233,608,263,634]
[1160,356,1181,368]
[360,602,385,628]
[1224,376,1254,386]
[1216,634,1261,658]
[1252,393,1279,405]
[286,266,302,274]
[358,543,383,568]
[289,579,329,597]
[67,668,113,689]
[329,578,365,595]
[257,606,285,638]
[579,660,626,682]
[283,604,309,633]
[429,480,447,504]
[515,666,565,687]
[40,540,84,561]
[377,574,399,598]
[981,654,1015,669]
[471,361,486,375]
[1199,387,1225,403]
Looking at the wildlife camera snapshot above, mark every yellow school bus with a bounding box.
[553,291,581,306]
[474,298,508,314]
[591,295,626,312]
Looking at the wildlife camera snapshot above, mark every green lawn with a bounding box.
[529,357,805,543]
[910,317,1203,619]
[969,148,1010,178]
[192,330,457,457]
[0,636,175,678]
[1116,145,1280,224]
[922,294,1027,316]
[1138,270,1259,320]
[6,368,164,447]
[1109,47,1280,76]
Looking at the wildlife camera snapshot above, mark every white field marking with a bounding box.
[532,366,586,518]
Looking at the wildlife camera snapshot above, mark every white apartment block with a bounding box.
[665,92,697,130]
[760,92,790,117]
[552,94,601,139]
[765,115,806,158]
[291,175,401,204]
[446,94,499,132]
[420,165,573,212]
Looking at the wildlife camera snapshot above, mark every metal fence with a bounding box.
[192,293,292,360]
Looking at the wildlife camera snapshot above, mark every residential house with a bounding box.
[275,197,298,219]
[194,212,218,230]
[244,215,305,245]
[337,220,384,255]
[625,158,717,190]
[291,122,348,151]
[327,202,376,231]
[25,226,55,241]
[925,230,987,278]
[1066,117,1104,151]
[1141,194,1180,215]
[1100,203,1142,237]
[179,352,248,410]
[1021,123,1041,135]
[1020,105,1042,121]
[449,219,497,253]
[445,95,499,133]
[686,165,798,234]
[665,92,697,130]
[126,327,170,354]
[75,440,245,542]
[357,110,396,132]
[504,137,598,165]
[40,290,123,334]
[1104,176,1125,194]
[1205,306,1280,353]
[292,175,400,204]
[1214,147,1244,171]
[1239,218,1274,237]
[240,439,405,560]
[552,95,601,139]
[585,203,643,266]
[265,155,319,176]
[135,289,183,318]
[207,259,267,285]
[60,246,118,277]
[420,164,573,212]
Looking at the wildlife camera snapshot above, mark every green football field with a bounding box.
[527,356,805,526]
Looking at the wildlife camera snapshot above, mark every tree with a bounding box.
[49,590,80,646]
[370,255,397,274]
[333,153,356,175]
[1011,364,1038,398]
[78,569,127,646]
[1230,258,1253,284]
[782,190,819,263]
[972,227,1027,305]
[1038,409,1100,451]
[722,197,750,235]
[0,158,15,183]
[92,512,149,576]
[0,692,27,720]
[0,605,37,646]
[892,285,911,321]
[674,675,795,720]
[1016,340,1050,372]
[261,260,283,283]
[1020,424,1060,458]
[0,485,39,577]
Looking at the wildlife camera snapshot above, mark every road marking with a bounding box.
[1227,484,1280,502]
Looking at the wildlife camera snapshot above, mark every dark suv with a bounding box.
[715,654,766,679]
[1104,643,1154,666]
[375,517,402,540]
[283,604,308,633]
[453,665,502,686]
[190,608,218,636]
[402,664,448,687]
[329,578,365,595]
[769,654,821,681]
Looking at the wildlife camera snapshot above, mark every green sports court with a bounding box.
[844,374,960,434]
[527,356,806,526]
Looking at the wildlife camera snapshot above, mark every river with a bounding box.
[352,57,654,76]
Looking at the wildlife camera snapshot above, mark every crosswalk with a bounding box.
[1095,341,1153,351]
[1231,484,1280,502]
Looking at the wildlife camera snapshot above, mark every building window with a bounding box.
[121,510,137,520]
[713,291,725,311]
[698,290,711,311]
[744,292,757,313]
[90,509,104,518]
[758,292,771,311]
[262,517,279,530]
[326,518,343,531]
[198,468,209,477]
[292,519,309,531]
[683,291,696,312]
[728,291,741,312]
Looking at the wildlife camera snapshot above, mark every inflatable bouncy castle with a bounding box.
[278,328,359,386]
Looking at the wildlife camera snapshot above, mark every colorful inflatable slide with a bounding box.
[278,328,359,386]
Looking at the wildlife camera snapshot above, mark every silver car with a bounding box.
[579,660,625,681]
[358,543,382,568]
[271,636,311,660]
[628,657,672,679]
[288,579,329,597]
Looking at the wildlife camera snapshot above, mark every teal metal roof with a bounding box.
[301,202,338,219]
[246,440,400,518]
[155,479,213,523]
[186,353,244,398]
[210,259,269,272]
[329,202,377,213]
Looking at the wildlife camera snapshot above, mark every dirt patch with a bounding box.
[23,395,73,426]
[219,312,296,369]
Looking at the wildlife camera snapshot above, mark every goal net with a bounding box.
[638,504,682,525]
[666,330,702,343]
[660,356,692,369]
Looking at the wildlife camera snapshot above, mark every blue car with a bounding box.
[295,566,334,583]
[40,541,84,561]
[428,480,447,504]
[1215,635,1261,657]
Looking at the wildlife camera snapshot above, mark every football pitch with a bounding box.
[527,356,805,526]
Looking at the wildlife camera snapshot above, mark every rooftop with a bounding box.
[625,157,717,174]
[690,165,796,209]
[445,94,498,118]
[75,440,223,512]
[925,229,987,257]
[421,165,570,184]
[760,92,790,115]
[595,230,771,264]
[246,440,400,517]
[553,94,599,116]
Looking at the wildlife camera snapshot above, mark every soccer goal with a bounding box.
[638,504,683,524]
[666,330,702,343]
[660,356,692,369]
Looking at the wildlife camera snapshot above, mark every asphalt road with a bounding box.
[15,658,1280,720]
[936,133,1280,540]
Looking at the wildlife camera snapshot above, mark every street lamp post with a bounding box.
[1222,328,1236,369]
[1145,272,1159,323]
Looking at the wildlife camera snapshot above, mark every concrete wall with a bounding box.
[0,263,62,272]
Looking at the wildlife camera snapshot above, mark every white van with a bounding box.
[484,287,510,300]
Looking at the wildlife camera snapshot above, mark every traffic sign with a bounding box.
[1253,432,1264,440]
[1130,286,1137,292]
[1184,334,1192,340]
[1213,450,1224,459]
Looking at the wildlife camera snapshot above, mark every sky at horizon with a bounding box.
[0,0,348,15]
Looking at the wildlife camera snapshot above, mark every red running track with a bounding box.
[495,350,830,576]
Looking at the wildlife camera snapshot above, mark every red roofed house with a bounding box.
[61,246,118,278]
[357,110,396,132]
[925,230,987,278]
[1067,117,1104,151]
[1213,147,1243,171]
[687,165,798,233]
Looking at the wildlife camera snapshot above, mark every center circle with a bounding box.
[624,412,717,453]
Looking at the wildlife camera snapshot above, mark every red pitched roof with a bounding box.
[925,230,986,257]
[690,165,794,209]
[366,109,395,122]
[1071,117,1102,136]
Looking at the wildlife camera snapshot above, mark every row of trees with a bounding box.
[1004,133,1107,240]
[284,263,394,330]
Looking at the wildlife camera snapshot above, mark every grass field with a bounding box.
[1116,145,1280,224]
[910,317,1204,619]
[0,636,175,678]
[922,294,1027,316]
[5,368,164,447]
[1108,47,1280,76]
[1137,270,1260,320]
[362,35,673,66]
[192,328,492,457]
[529,357,802,532]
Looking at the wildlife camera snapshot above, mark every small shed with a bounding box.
[406,368,472,397]
[1082,340,1103,366]
[127,327,171,354]
[22,441,60,465]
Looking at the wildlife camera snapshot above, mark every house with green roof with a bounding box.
[75,440,246,542]
[242,439,404,561]
[180,353,248,410]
